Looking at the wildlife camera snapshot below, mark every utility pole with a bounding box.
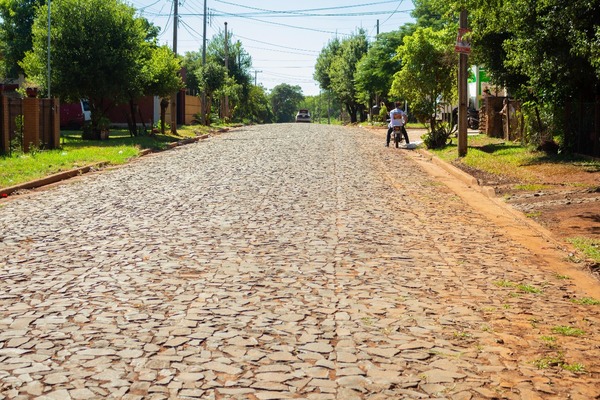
[457,9,468,157]
[171,0,179,134]
[254,70,262,86]
[224,22,229,120]
[201,0,207,125]
[47,0,51,98]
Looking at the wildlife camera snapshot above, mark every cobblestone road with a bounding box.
[1,124,599,399]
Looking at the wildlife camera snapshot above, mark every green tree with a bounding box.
[205,30,253,122]
[182,51,203,95]
[196,61,227,125]
[122,21,180,137]
[354,29,409,113]
[235,85,273,124]
[144,45,184,135]
[269,83,304,123]
[0,0,45,78]
[22,0,148,138]
[462,0,600,148]
[314,38,340,93]
[331,30,369,123]
[390,27,456,133]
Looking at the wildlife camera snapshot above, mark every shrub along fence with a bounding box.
[0,95,60,155]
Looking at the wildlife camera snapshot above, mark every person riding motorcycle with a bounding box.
[386,101,410,147]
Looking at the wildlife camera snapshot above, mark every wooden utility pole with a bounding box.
[170,0,178,134]
[201,0,207,125]
[47,0,51,98]
[224,22,229,120]
[457,9,468,157]
[254,70,262,86]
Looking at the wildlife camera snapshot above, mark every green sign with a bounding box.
[479,68,490,83]
[468,69,476,83]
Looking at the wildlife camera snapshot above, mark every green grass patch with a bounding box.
[533,352,586,373]
[525,211,542,218]
[514,184,549,191]
[551,325,585,337]
[517,284,543,294]
[540,335,557,348]
[562,362,586,373]
[570,297,600,306]
[567,237,600,263]
[493,279,515,288]
[429,134,600,183]
[533,354,564,369]
[0,127,202,190]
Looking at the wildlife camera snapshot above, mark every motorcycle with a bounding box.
[393,125,405,148]
[451,107,480,130]
[467,108,479,130]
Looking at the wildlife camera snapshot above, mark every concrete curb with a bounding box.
[416,148,497,198]
[1,162,109,196]
[412,147,570,254]
[0,131,220,198]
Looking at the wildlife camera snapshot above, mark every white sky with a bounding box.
[128,0,415,96]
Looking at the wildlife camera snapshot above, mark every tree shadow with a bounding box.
[521,153,600,172]
[60,130,177,150]
[470,143,522,154]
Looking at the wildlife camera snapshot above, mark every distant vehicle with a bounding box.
[60,99,91,129]
[295,109,311,123]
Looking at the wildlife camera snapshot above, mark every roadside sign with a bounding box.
[455,28,471,54]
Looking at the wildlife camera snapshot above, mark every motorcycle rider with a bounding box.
[386,101,410,147]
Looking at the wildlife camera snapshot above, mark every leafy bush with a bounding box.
[422,121,455,149]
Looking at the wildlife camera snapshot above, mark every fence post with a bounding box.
[23,97,40,153]
[0,96,8,154]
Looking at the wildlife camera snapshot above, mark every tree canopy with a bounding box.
[23,0,146,113]
[0,0,45,78]
[269,83,304,123]
[390,27,456,131]
[314,30,369,123]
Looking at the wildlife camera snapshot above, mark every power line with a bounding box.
[232,34,320,54]
[381,0,406,26]
[214,0,404,14]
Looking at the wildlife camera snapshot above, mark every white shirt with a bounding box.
[389,107,407,127]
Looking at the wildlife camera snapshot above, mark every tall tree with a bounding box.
[0,0,45,78]
[204,30,253,121]
[22,0,148,138]
[144,45,184,135]
[269,83,304,123]
[354,28,411,110]
[315,31,369,123]
[314,38,341,93]
[196,61,227,125]
[389,27,456,133]
[235,85,273,124]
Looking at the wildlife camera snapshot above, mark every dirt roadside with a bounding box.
[366,125,600,283]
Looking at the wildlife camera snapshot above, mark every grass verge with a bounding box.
[428,134,600,183]
[567,237,600,264]
[1,126,207,190]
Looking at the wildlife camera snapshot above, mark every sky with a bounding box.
[128,0,415,96]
